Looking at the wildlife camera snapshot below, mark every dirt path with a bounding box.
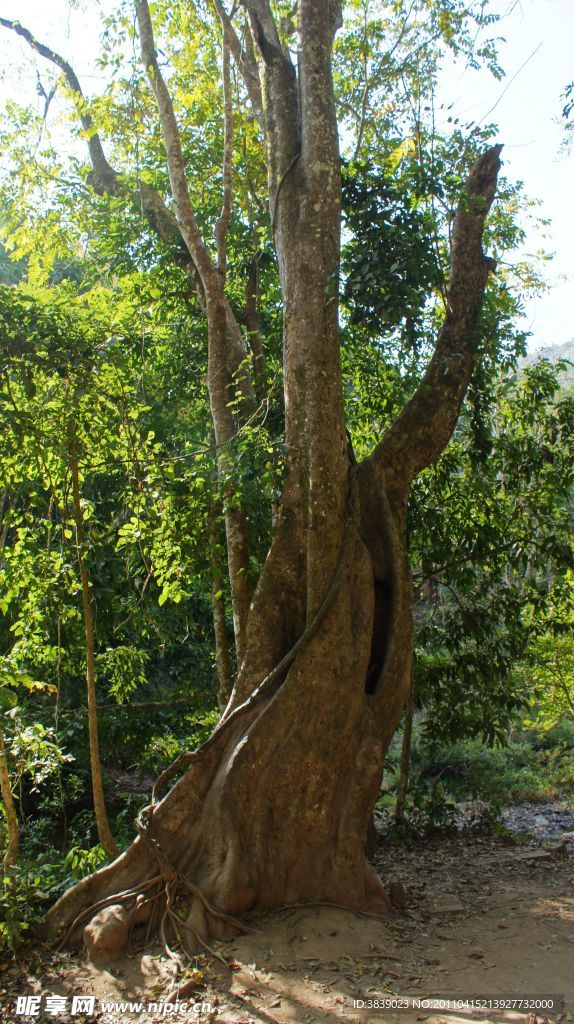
[1,832,572,1024]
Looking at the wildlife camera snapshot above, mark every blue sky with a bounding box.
[0,0,572,352]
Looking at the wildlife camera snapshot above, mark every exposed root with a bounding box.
[160,880,182,963]
[158,879,230,1000]
[142,890,164,948]
[127,888,165,956]
[179,918,230,968]
[55,874,163,950]
[135,802,256,940]
[176,871,257,935]
[58,829,251,974]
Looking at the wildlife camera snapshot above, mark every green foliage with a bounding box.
[0,872,36,950]
[521,571,574,730]
[0,278,227,892]
[0,837,109,952]
[3,713,71,796]
[409,359,574,745]
[342,159,442,346]
[95,647,149,705]
[378,722,574,837]
[139,708,220,775]
[63,843,107,880]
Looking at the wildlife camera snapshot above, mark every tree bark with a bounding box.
[0,493,20,874]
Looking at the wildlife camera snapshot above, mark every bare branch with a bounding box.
[0,17,118,195]
[372,145,503,486]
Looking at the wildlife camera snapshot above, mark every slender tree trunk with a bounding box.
[0,492,19,873]
[0,724,19,873]
[209,485,234,712]
[136,0,254,666]
[54,618,68,845]
[245,252,265,380]
[69,432,118,861]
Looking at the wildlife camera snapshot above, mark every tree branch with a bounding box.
[212,0,264,130]
[135,0,254,661]
[0,17,211,303]
[242,0,299,204]
[373,145,503,487]
[134,0,253,397]
[0,17,118,196]
[135,0,219,288]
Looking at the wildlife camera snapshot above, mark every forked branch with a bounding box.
[242,0,299,200]
[242,0,284,63]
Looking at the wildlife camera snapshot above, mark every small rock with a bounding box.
[84,904,130,965]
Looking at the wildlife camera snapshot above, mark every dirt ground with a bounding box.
[1,831,572,1024]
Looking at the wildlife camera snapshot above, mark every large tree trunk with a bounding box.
[41,477,412,940]
[40,1,501,950]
